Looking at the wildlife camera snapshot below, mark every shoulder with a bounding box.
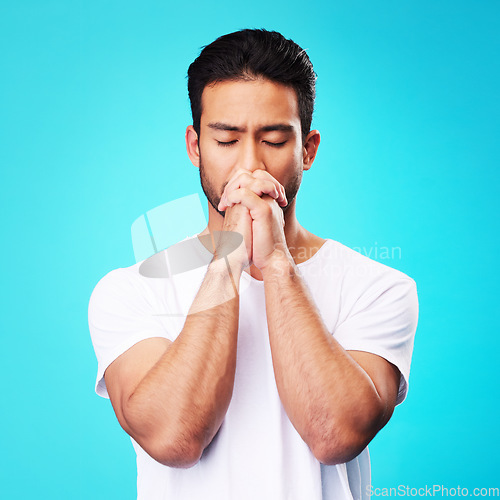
[89,261,143,303]
[305,238,418,322]
[318,238,416,292]
[88,257,164,324]
[89,238,211,320]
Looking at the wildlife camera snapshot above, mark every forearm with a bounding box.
[124,257,241,467]
[262,253,385,464]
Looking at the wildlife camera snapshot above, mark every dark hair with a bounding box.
[187,29,316,142]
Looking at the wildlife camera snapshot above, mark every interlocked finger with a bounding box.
[218,170,287,211]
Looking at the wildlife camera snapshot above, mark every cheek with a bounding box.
[201,142,233,175]
[271,147,302,178]
[207,159,240,198]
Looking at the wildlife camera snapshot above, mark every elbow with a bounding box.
[310,405,387,465]
[122,399,205,468]
[145,435,204,468]
[310,429,371,465]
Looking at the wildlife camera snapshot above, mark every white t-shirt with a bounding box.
[88,238,418,500]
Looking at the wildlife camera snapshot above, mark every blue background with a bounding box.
[1,1,498,497]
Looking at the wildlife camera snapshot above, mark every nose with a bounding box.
[237,138,265,173]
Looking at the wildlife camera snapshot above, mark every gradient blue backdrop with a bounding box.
[1,1,498,498]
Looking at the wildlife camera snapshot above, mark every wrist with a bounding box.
[211,230,250,276]
[210,254,244,288]
[260,249,296,282]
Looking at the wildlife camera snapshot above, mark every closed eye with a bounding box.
[264,141,287,148]
[216,140,238,147]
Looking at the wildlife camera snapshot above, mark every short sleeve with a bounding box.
[88,268,170,399]
[333,278,418,405]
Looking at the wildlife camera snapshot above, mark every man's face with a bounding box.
[196,78,305,216]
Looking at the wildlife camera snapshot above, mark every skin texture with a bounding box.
[104,77,401,468]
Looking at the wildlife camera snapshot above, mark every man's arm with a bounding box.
[262,253,400,465]
[104,205,252,468]
[218,171,402,465]
[104,258,238,467]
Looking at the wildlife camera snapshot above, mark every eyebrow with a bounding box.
[207,122,294,133]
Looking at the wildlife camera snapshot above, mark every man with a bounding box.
[89,29,418,500]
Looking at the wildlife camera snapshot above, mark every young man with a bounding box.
[89,29,418,500]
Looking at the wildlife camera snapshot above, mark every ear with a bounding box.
[185,125,200,168]
[302,130,321,171]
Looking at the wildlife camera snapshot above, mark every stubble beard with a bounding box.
[198,150,303,218]
[199,151,226,217]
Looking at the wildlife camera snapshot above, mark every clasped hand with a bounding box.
[217,169,289,271]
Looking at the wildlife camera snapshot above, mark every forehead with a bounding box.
[200,78,300,127]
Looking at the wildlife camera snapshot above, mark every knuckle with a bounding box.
[238,170,253,180]
[262,203,273,216]
[252,169,268,179]
[254,179,267,192]
[233,173,252,189]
